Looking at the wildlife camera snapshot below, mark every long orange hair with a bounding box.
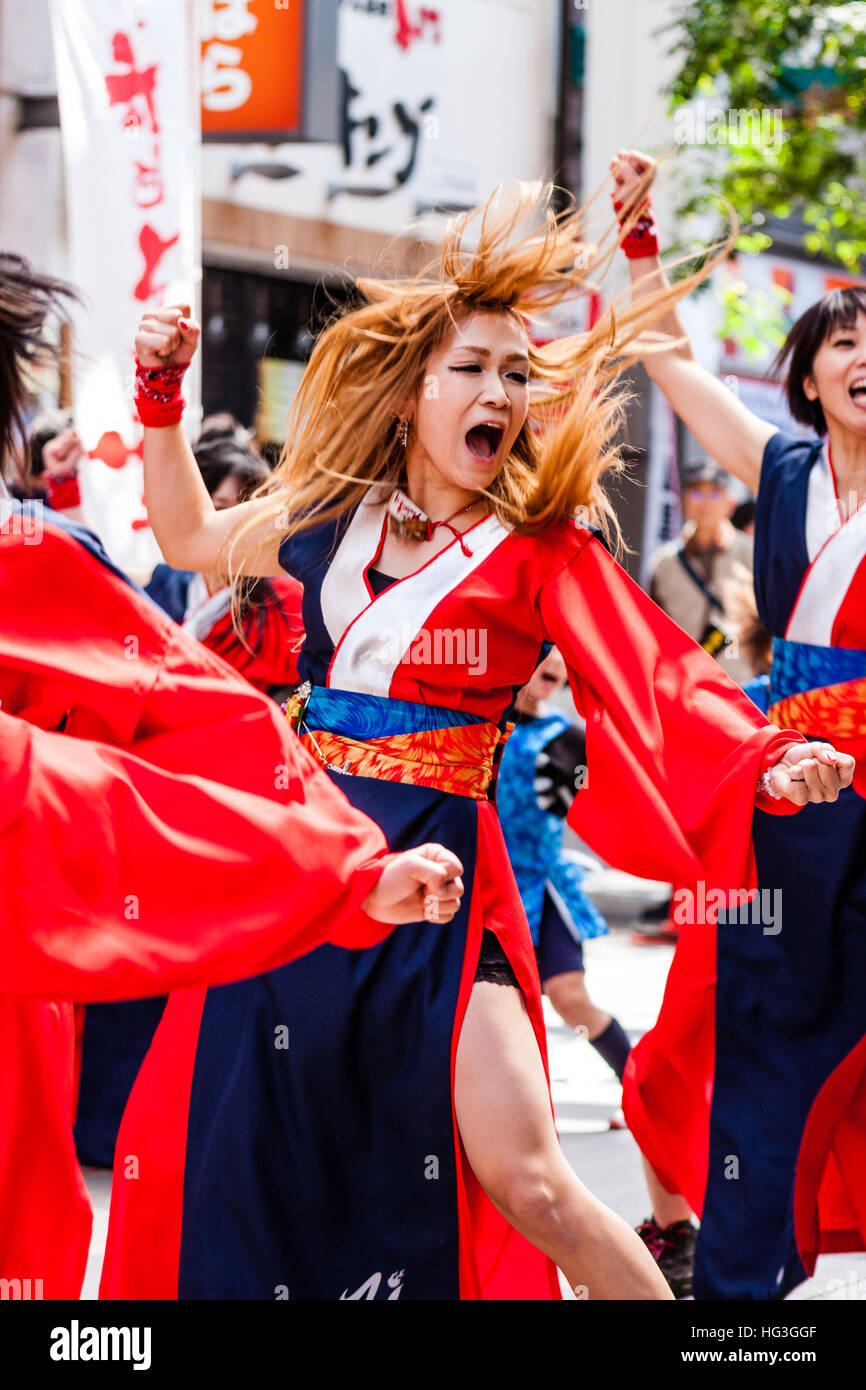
[229,181,724,593]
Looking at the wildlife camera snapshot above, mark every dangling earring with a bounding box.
[398,417,409,448]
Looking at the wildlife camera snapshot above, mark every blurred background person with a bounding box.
[648,461,755,688]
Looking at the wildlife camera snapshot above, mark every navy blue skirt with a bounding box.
[696,786,866,1299]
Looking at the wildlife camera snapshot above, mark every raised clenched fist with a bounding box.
[609,148,658,212]
[135,303,201,368]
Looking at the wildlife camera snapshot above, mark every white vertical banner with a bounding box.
[50,0,200,574]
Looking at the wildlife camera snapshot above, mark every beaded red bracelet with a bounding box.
[612,194,661,260]
[134,357,189,427]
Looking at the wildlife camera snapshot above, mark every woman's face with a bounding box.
[211,474,243,510]
[407,310,531,496]
[804,310,866,436]
[682,480,733,531]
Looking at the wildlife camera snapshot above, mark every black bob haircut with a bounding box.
[772,286,866,436]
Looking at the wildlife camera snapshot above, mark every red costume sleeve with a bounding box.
[537,534,801,885]
[0,524,394,1000]
[199,576,304,692]
[537,532,805,1211]
[0,710,394,1000]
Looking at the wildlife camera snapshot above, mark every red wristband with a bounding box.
[613,194,660,260]
[45,471,82,511]
[134,357,189,427]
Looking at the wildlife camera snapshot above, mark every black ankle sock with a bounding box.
[590,1017,631,1081]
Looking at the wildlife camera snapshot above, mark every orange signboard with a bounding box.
[825,273,866,292]
[201,0,304,137]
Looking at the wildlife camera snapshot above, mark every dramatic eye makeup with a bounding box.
[449,357,530,384]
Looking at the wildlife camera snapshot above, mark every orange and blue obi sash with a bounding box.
[768,637,866,750]
[285,684,509,800]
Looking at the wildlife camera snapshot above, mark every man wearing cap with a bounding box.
[649,462,755,687]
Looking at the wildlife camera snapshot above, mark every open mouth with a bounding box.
[465,422,505,461]
[850,379,866,404]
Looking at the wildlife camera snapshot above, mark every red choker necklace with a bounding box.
[386,489,485,556]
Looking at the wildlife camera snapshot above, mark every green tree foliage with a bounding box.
[665,1,866,269]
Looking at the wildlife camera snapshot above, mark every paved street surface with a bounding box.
[81,862,866,1300]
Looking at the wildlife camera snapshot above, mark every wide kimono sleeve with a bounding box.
[0,524,394,1001]
[536,531,805,1212]
[536,532,802,892]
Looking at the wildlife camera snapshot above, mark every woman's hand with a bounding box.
[135,303,201,368]
[609,148,658,213]
[41,427,83,477]
[362,844,464,925]
[764,743,856,806]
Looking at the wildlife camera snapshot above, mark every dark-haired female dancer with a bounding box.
[102,186,852,1301]
[613,147,866,1299]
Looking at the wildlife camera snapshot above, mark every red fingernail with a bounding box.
[179,318,189,330]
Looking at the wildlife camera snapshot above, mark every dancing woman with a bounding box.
[611,148,866,1298]
[103,187,852,1302]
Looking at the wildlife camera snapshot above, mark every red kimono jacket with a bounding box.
[0,513,394,1299]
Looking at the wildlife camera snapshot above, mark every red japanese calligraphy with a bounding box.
[394,2,441,50]
[134,160,165,209]
[105,32,160,134]
[134,225,180,302]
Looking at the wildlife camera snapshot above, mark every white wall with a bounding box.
[583,0,681,252]
[202,0,562,242]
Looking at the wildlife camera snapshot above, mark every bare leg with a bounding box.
[546,973,694,1228]
[641,1156,694,1228]
[543,970,611,1040]
[454,981,673,1300]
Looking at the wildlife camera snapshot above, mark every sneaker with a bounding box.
[636,1218,697,1299]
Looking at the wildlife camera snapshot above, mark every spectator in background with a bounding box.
[648,461,755,687]
[197,409,263,455]
[638,462,757,939]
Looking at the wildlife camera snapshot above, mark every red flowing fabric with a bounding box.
[795,1007,866,1272]
[99,989,207,1299]
[453,804,562,1300]
[0,1001,90,1301]
[0,521,394,1297]
[538,535,802,1214]
[196,575,304,693]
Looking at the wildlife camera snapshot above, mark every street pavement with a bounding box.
[80,861,866,1300]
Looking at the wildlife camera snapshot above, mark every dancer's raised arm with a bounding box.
[611,150,776,493]
[136,305,284,576]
